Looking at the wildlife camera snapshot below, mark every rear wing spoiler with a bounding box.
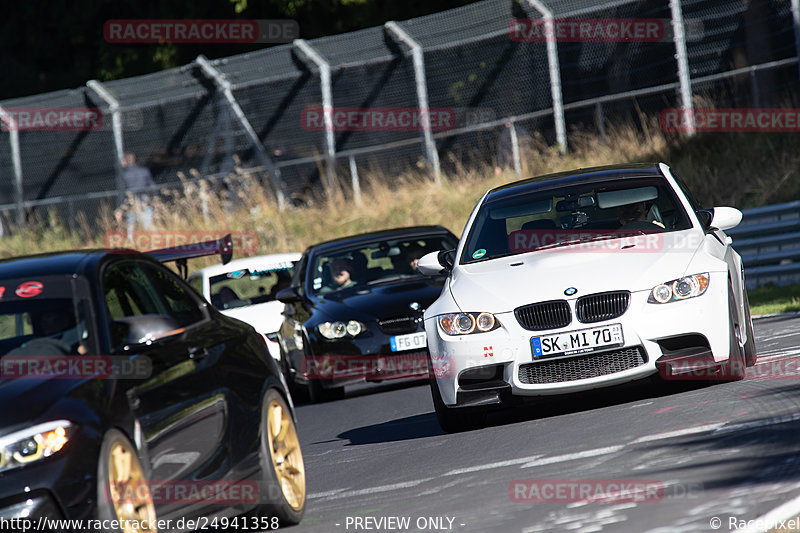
[147,233,233,278]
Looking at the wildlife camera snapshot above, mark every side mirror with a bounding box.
[276,287,301,304]
[112,314,182,350]
[696,209,713,230]
[709,207,742,231]
[417,249,455,276]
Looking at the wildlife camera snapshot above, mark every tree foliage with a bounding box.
[1,0,477,100]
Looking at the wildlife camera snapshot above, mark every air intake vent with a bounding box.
[576,291,630,323]
[514,300,571,331]
[377,316,419,335]
[518,346,646,384]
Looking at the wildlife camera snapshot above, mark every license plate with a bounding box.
[531,324,623,358]
[390,332,427,352]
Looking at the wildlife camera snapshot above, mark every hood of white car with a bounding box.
[450,230,706,314]
[220,301,284,334]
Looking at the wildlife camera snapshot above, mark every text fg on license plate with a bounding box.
[390,331,427,352]
[531,324,623,357]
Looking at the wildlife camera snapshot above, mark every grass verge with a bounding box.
[748,284,800,317]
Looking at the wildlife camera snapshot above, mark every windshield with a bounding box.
[309,233,458,297]
[0,276,93,356]
[209,261,295,310]
[461,177,692,264]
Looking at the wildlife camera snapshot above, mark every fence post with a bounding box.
[385,21,441,184]
[594,102,607,143]
[293,39,337,196]
[509,121,522,178]
[670,0,695,135]
[525,0,567,154]
[195,55,288,209]
[0,106,25,229]
[87,80,126,207]
[793,0,800,80]
[348,155,362,205]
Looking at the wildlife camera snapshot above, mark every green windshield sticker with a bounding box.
[472,249,486,259]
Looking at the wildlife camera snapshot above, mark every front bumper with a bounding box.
[426,279,731,407]
[304,323,430,388]
[0,439,98,529]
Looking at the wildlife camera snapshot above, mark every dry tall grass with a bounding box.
[2,117,800,263]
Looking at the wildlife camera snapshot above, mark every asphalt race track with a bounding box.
[290,315,800,533]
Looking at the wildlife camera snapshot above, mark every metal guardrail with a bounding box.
[728,201,800,288]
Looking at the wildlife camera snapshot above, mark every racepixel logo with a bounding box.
[660,108,800,133]
[0,108,103,132]
[509,479,703,503]
[103,19,299,44]
[1,356,152,380]
[104,230,259,256]
[300,107,456,132]
[509,18,666,42]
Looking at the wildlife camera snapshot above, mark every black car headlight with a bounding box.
[438,312,499,336]
[0,420,73,473]
[648,273,709,304]
[317,321,366,339]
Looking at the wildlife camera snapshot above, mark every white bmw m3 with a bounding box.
[418,163,757,432]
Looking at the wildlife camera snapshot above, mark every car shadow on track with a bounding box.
[336,378,712,445]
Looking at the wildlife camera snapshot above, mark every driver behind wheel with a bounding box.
[618,202,665,229]
[8,308,87,355]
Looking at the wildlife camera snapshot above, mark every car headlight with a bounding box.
[0,420,73,473]
[648,273,709,304]
[438,312,499,336]
[318,321,366,339]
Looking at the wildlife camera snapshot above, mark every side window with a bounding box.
[187,275,204,296]
[103,263,163,321]
[674,175,703,211]
[140,263,205,328]
[292,256,306,290]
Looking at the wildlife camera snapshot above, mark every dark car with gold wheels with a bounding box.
[0,244,305,531]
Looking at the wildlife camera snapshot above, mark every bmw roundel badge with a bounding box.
[409,302,420,311]
[564,287,578,296]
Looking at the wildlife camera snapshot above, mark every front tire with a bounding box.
[308,379,345,403]
[743,288,757,367]
[96,429,157,533]
[256,389,306,526]
[430,378,487,433]
[720,283,746,381]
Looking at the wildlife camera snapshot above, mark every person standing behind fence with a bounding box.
[495,121,533,176]
[121,152,155,236]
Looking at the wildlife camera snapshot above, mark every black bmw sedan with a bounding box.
[0,249,305,531]
[276,226,458,402]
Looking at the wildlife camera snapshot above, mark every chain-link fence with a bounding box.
[0,0,797,233]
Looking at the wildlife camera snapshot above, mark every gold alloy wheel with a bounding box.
[267,398,306,511]
[108,440,157,533]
